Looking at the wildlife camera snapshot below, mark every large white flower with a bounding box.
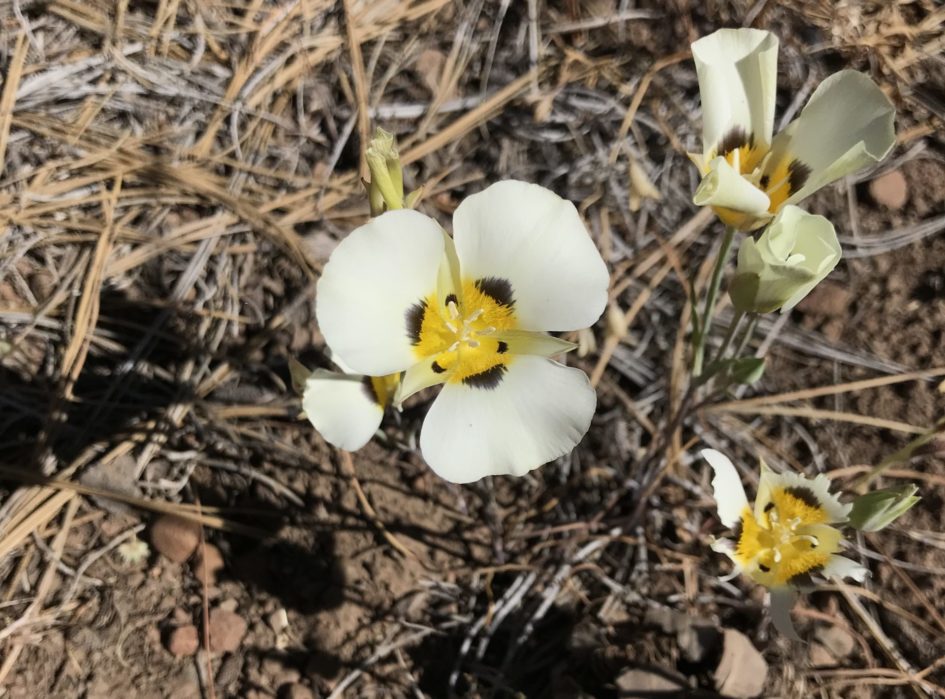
[702,449,867,639]
[690,28,895,231]
[316,181,609,483]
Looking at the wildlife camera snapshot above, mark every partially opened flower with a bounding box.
[702,449,867,638]
[690,28,895,231]
[729,205,841,313]
[316,180,609,483]
[291,356,400,452]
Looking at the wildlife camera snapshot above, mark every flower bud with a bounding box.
[365,127,404,213]
[729,205,841,314]
[847,484,920,532]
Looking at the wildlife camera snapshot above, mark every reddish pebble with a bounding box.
[192,543,225,585]
[167,625,199,657]
[151,516,200,563]
[869,170,908,210]
[208,609,247,653]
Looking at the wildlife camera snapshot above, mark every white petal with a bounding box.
[692,28,779,157]
[419,356,596,483]
[823,555,869,583]
[778,210,841,311]
[316,209,445,376]
[702,449,749,528]
[451,180,609,332]
[769,70,896,206]
[693,156,771,213]
[710,537,746,582]
[769,587,802,641]
[301,371,384,451]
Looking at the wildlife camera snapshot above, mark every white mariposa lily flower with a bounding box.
[729,205,841,313]
[316,180,609,483]
[702,449,868,639]
[291,356,400,452]
[690,28,895,231]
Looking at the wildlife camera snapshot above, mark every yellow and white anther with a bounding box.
[702,449,868,639]
[691,28,895,231]
[316,180,609,483]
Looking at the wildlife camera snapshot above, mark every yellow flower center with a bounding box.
[734,487,840,587]
[409,278,518,386]
[708,128,812,229]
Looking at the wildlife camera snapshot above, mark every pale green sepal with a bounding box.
[288,357,313,395]
[848,485,920,532]
[436,230,462,310]
[394,360,448,407]
[491,329,577,357]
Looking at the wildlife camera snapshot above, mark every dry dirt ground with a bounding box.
[1,1,944,698]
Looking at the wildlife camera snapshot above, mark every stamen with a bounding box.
[466,339,479,348]
[445,321,459,334]
[773,549,782,563]
[798,535,819,547]
[467,309,483,322]
[447,300,460,320]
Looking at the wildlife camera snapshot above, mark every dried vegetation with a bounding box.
[1,0,944,697]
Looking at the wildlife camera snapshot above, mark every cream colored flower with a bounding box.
[690,28,895,231]
[703,449,867,639]
[316,181,609,483]
[729,205,841,313]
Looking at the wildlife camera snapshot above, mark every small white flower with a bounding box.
[702,449,868,639]
[316,181,609,483]
[117,536,150,565]
[291,355,398,452]
[690,28,895,231]
[729,205,841,313]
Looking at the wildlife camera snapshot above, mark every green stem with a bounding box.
[692,226,736,377]
[733,312,759,359]
[709,309,744,368]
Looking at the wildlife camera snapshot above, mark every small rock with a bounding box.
[278,684,315,699]
[268,608,289,633]
[797,281,852,318]
[218,598,239,613]
[713,629,768,698]
[167,625,200,657]
[616,667,685,694]
[809,642,837,667]
[192,543,225,586]
[815,625,855,660]
[869,169,908,210]
[151,516,201,563]
[208,609,247,653]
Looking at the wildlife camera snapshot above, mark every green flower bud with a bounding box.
[729,205,841,314]
[365,127,404,213]
[847,484,920,532]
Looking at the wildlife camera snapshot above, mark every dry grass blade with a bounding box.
[0,33,29,176]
